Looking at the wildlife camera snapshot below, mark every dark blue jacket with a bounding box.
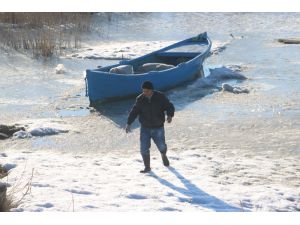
[127,91,175,128]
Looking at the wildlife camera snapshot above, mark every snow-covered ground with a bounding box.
[1,111,300,212]
[1,79,300,211]
[1,13,300,212]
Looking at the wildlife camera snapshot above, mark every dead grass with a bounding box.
[0,13,92,57]
[0,164,11,211]
[0,190,16,212]
[0,165,8,179]
[0,164,34,212]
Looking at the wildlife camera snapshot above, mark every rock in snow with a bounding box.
[0,124,25,139]
[209,67,248,80]
[222,83,249,94]
[277,38,300,44]
[29,127,69,136]
[0,133,9,140]
[55,64,66,74]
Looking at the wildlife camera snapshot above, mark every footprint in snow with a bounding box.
[169,156,180,160]
[31,183,53,188]
[83,205,98,209]
[126,194,148,200]
[64,189,93,195]
[2,163,17,171]
[159,207,181,212]
[35,203,54,208]
[165,192,175,197]
[188,154,201,158]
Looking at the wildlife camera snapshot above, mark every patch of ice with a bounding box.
[211,34,244,55]
[175,66,248,94]
[0,98,48,106]
[226,64,250,72]
[66,41,174,60]
[229,33,244,40]
[65,38,233,63]
[14,118,72,138]
[208,67,247,80]
[57,78,83,86]
[13,130,32,139]
[211,40,231,55]
[29,127,69,137]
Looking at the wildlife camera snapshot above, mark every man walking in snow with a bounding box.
[126,81,175,173]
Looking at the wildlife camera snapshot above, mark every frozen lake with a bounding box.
[0,13,300,212]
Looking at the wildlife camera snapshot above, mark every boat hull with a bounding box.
[86,33,212,104]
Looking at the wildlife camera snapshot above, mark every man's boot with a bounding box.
[140,154,151,173]
[161,151,170,167]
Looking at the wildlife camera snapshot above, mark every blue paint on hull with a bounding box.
[86,32,212,104]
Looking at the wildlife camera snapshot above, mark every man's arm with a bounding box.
[127,98,141,126]
[162,94,175,120]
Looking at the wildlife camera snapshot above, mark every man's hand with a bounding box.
[125,124,131,133]
[167,116,172,123]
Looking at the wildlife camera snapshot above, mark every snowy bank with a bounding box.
[65,39,232,61]
[1,148,299,212]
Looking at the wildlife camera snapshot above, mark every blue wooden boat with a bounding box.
[85,32,212,105]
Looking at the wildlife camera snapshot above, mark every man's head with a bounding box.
[142,81,154,97]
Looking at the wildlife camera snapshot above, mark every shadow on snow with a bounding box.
[149,166,244,212]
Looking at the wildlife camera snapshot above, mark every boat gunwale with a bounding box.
[87,34,212,77]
